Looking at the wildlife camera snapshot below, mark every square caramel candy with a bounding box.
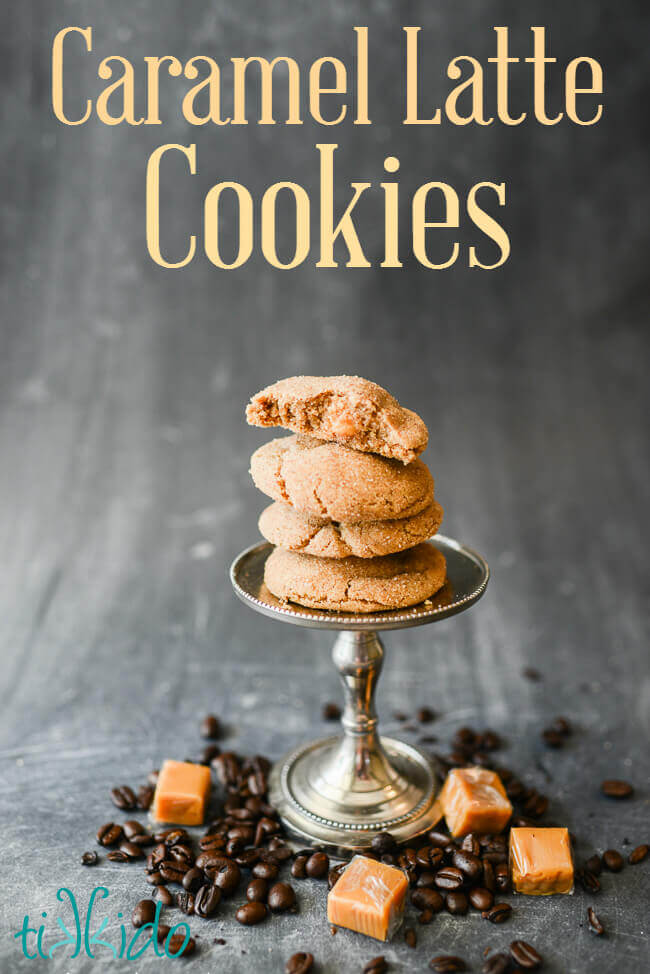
[151,759,211,826]
[439,766,512,837]
[327,855,408,941]
[510,827,574,894]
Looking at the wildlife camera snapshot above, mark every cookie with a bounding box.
[264,542,447,613]
[250,435,434,522]
[258,499,444,559]
[246,375,428,464]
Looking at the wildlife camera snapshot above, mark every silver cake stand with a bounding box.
[230,535,489,854]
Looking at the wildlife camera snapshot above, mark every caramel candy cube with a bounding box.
[151,759,211,826]
[439,767,512,837]
[510,827,574,894]
[327,855,408,941]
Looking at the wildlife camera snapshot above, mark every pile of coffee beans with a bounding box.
[82,711,646,970]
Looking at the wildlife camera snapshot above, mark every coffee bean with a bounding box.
[169,843,194,865]
[482,860,496,892]
[579,869,601,893]
[268,882,297,913]
[328,864,347,889]
[363,958,387,974]
[428,829,452,848]
[404,927,417,948]
[522,790,548,818]
[166,932,196,957]
[434,866,464,890]
[461,834,481,857]
[418,909,434,924]
[106,850,129,863]
[268,840,293,862]
[305,851,329,878]
[445,891,468,915]
[132,900,156,928]
[552,716,571,736]
[135,785,154,810]
[97,823,123,847]
[160,859,192,884]
[322,701,341,721]
[587,906,605,935]
[430,956,466,972]
[214,752,240,788]
[522,666,542,681]
[236,901,268,925]
[123,820,146,839]
[81,851,98,866]
[119,840,144,860]
[145,871,164,886]
[416,870,437,889]
[236,849,261,869]
[469,887,494,911]
[246,878,268,902]
[417,845,444,870]
[200,744,221,765]
[252,859,279,881]
[194,884,221,918]
[200,714,222,739]
[510,940,542,969]
[452,849,482,881]
[603,849,624,872]
[482,953,511,974]
[156,886,174,907]
[585,854,602,876]
[286,953,314,974]
[601,779,634,799]
[200,834,227,853]
[182,867,205,892]
[411,888,444,912]
[111,785,137,810]
[156,923,170,943]
[483,902,512,923]
[479,730,502,750]
[542,728,564,748]
[176,891,195,915]
[494,862,511,893]
[292,855,308,879]
[213,860,242,895]
[629,844,649,865]
[417,707,436,723]
[371,832,396,855]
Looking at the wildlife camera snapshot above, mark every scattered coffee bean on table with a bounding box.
[430,956,466,972]
[111,785,137,810]
[156,886,173,906]
[629,844,649,864]
[404,927,417,948]
[305,851,329,878]
[267,881,297,912]
[246,878,269,902]
[200,714,222,739]
[195,883,221,918]
[363,957,388,974]
[417,707,436,723]
[131,900,156,928]
[96,823,123,847]
[107,850,129,863]
[602,849,624,872]
[585,854,602,875]
[236,901,268,925]
[286,952,314,974]
[483,902,512,923]
[469,887,494,911]
[510,940,543,969]
[166,932,196,957]
[482,955,510,974]
[322,702,341,721]
[587,906,605,935]
[81,850,98,866]
[601,779,634,799]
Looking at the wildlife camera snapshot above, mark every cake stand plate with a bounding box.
[230,536,489,854]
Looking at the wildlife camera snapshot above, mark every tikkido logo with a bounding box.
[14,887,192,961]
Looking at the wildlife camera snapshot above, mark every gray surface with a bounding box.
[1,1,649,972]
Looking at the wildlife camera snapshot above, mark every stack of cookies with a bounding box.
[246,376,447,613]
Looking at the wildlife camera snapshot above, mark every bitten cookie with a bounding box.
[250,435,434,522]
[264,542,447,613]
[246,375,428,464]
[259,499,444,559]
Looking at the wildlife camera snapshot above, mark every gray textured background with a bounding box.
[1,1,649,971]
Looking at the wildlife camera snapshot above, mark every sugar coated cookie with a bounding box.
[258,499,443,559]
[264,542,447,613]
[250,435,434,522]
[247,375,428,464]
